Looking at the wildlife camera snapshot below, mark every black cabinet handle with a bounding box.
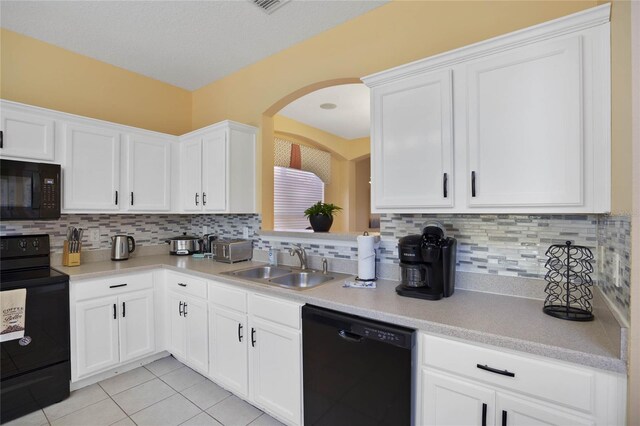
[238,323,243,342]
[109,283,127,289]
[195,193,199,206]
[179,301,183,316]
[502,410,507,426]
[203,192,207,206]
[122,302,126,318]
[0,130,3,149]
[482,403,487,426]
[443,172,448,198]
[113,303,117,319]
[130,192,134,206]
[115,190,118,205]
[471,171,477,197]
[251,328,256,347]
[178,283,187,287]
[183,302,188,317]
[477,364,515,377]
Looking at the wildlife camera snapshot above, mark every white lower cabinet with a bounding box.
[71,272,155,381]
[168,291,209,374]
[418,333,625,426]
[208,282,302,425]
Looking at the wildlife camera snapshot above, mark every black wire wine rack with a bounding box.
[543,241,594,321]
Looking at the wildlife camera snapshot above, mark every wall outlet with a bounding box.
[613,253,621,288]
[88,228,100,242]
[243,226,250,239]
[203,225,208,235]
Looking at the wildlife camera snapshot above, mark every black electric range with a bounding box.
[0,234,70,424]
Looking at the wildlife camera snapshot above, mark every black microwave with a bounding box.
[0,159,61,220]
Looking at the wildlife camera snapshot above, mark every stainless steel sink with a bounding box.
[269,271,335,289]
[230,266,292,279]
[223,265,350,290]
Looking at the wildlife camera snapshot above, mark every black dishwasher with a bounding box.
[302,305,415,426]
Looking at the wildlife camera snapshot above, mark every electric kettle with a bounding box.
[111,235,136,261]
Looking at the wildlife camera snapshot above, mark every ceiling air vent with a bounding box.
[250,0,290,14]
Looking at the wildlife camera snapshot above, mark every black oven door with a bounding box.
[0,159,60,220]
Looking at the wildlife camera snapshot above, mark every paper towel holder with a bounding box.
[356,231,378,282]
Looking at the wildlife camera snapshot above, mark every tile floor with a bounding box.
[5,356,284,426]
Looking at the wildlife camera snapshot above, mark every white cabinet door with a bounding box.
[202,130,227,212]
[210,306,248,398]
[180,137,203,212]
[168,292,187,360]
[496,394,593,426]
[421,369,495,426]
[75,296,120,378]
[119,290,155,362]
[64,123,120,211]
[126,134,171,211]
[0,108,55,161]
[250,317,301,425]
[184,296,208,374]
[371,69,453,210]
[465,36,583,208]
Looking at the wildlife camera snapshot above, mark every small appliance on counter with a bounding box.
[397,222,456,300]
[165,233,202,256]
[211,239,252,263]
[111,235,136,261]
[202,234,217,254]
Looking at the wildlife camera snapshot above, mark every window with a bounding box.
[274,166,324,231]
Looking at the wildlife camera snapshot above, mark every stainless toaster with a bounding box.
[211,239,253,263]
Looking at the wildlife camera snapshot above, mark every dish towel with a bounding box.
[1,289,27,342]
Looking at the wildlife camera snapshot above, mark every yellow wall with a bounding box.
[606,0,633,215]
[0,29,191,135]
[190,1,600,225]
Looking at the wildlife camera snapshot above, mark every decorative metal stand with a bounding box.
[543,241,594,321]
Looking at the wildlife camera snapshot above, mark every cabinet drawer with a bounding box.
[209,281,247,313]
[421,334,595,414]
[73,272,153,301]
[166,271,207,299]
[249,293,301,330]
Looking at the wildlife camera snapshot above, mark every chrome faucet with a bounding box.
[322,258,328,274]
[289,245,308,270]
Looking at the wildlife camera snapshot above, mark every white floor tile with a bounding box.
[111,378,176,415]
[145,356,184,377]
[43,384,109,421]
[206,396,262,426]
[51,399,126,426]
[99,367,155,396]
[180,412,223,426]
[109,418,136,426]
[130,393,201,426]
[3,408,48,426]
[249,414,285,426]
[181,380,231,410]
[160,366,206,392]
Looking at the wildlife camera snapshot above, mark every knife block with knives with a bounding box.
[63,227,83,266]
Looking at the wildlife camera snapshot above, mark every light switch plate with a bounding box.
[243,226,250,239]
[88,228,100,242]
[613,253,621,287]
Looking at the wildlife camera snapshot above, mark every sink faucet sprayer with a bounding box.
[289,245,308,270]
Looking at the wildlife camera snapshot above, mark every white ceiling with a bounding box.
[278,83,370,139]
[0,0,387,91]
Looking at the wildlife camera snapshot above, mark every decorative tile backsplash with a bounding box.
[597,215,632,322]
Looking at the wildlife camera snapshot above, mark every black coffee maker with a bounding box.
[396,222,456,300]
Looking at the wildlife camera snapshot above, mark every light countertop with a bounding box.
[55,254,626,374]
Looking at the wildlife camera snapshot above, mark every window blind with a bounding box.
[274,166,324,231]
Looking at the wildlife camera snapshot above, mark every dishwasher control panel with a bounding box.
[353,324,413,348]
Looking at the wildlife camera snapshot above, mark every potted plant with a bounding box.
[304,201,342,232]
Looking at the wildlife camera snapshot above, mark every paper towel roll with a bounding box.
[357,235,380,280]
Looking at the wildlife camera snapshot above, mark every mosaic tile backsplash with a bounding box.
[1,212,631,322]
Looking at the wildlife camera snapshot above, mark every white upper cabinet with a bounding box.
[64,122,121,211]
[179,121,256,214]
[371,69,453,210]
[125,133,171,211]
[465,36,583,208]
[363,4,611,213]
[0,105,56,161]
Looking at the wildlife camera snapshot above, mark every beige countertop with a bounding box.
[55,254,626,374]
